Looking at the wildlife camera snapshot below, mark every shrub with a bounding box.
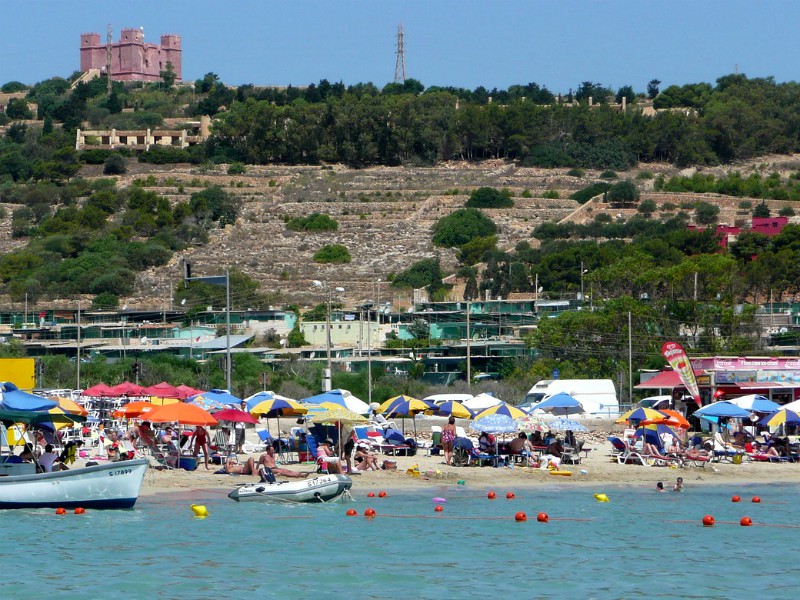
[607,180,640,206]
[738,199,753,209]
[695,201,720,225]
[636,170,654,180]
[567,168,585,178]
[779,206,795,217]
[465,187,514,208]
[80,149,113,165]
[541,190,559,199]
[138,147,194,164]
[286,213,339,232]
[227,162,246,175]
[600,170,618,179]
[637,198,657,216]
[103,154,127,175]
[313,244,351,263]
[521,189,532,198]
[432,208,498,247]
[570,182,612,204]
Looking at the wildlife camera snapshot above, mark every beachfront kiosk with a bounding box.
[638,356,800,410]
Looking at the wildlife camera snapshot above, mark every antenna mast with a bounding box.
[394,23,406,83]
[106,23,113,95]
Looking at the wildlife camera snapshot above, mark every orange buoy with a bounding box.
[536,512,549,523]
[702,515,715,527]
[364,508,376,518]
[515,512,527,522]
[740,516,753,526]
[346,509,358,516]
[74,507,86,515]
[434,505,444,512]
[487,491,496,499]
[752,496,761,503]
[55,507,66,515]
[378,491,387,498]
[732,495,741,503]
[506,492,515,499]
[367,492,375,498]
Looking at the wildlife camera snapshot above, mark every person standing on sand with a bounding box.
[193,425,212,470]
[441,416,457,466]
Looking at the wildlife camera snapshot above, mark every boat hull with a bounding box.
[228,474,352,503]
[0,458,148,510]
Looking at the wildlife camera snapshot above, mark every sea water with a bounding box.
[2,481,798,599]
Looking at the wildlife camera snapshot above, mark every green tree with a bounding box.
[695,202,720,225]
[753,202,771,217]
[637,198,657,217]
[432,208,497,247]
[313,244,351,264]
[103,154,126,175]
[607,180,640,207]
[465,186,514,208]
[647,79,661,99]
[6,98,33,120]
[616,85,635,105]
[160,62,177,89]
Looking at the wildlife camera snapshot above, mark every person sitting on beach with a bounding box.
[370,409,390,430]
[540,438,564,469]
[223,456,259,476]
[353,443,382,471]
[529,431,544,447]
[317,439,342,474]
[256,447,311,478]
[509,432,534,456]
[159,426,175,445]
[136,421,157,448]
[478,432,496,455]
[564,430,577,448]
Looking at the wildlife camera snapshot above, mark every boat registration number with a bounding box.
[308,476,332,487]
[109,468,133,477]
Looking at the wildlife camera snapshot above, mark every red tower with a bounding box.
[79,28,182,82]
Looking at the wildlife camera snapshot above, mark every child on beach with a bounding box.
[656,481,664,492]
[673,477,684,492]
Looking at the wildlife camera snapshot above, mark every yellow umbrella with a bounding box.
[149,396,180,406]
[250,398,308,417]
[50,396,88,417]
[615,407,669,424]
[306,406,369,457]
[472,402,528,421]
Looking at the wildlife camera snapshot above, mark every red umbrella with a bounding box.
[176,384,204,399]
[142,382,182,399]
[110,381,148,397]
[82,383,117,397]
[213,408,258,424]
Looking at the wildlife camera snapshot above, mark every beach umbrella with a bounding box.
[112,401,155,419]
[306,406,369,457]
[146,402,218,426]
[633,423,676,451]
[379,395,434,438]
[302,389,370,415]
[431,400,473,419]
[81,383,117,397]
[470,413,517,457]
[148,396,180,406]
[547,417,588,433]
[532,392,583,416]
[616,406,669,424]
[176,384,204,399]
[516,414,547,432]
[727,394,781,413]
[109,381,148,397]
[212,408,258,424]
[141,382,182,399]
[188,389,242,412]
[654,409,690,429]
[244,391,297,411]
[759,408,800,428]
[694,401,751,419]
[472,402,528,421]
[50,396,88,417]
[249,396,307,439]
[0,382,57,411]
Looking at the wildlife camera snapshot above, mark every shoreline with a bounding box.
[135,445,800,498]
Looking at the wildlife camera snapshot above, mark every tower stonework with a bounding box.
[79,29,182,82]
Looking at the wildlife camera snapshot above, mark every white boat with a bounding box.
[228,474,352,503]
[0,458,148,510]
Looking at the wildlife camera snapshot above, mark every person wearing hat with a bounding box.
[316,438,342,474]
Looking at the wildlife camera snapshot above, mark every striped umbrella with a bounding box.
[379,395,434,437]
[760,408,800,428]
[472,402,528,421]
[616,406,669,424]
[431,400,473,419]
[547,417,588,433]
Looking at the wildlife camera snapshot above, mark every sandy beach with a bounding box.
[128,421,800,498]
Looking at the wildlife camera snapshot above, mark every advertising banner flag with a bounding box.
[661,341,702,406]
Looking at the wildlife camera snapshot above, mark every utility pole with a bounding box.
[466,300,471,389]
[628,311,633,406]
[367,304,372,404]
[394,23,407,83]
[76,300,81,391]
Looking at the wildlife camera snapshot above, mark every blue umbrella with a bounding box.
[244,391,296,412]
[547,418,588,433]
[533,392,583,416]
[431,400,474,419]
[694,401,751,419]
[469,413,518,434]
[302,389,371,414]
[187,389,241,412]
[727,395,781,413]
[0,382,57,411]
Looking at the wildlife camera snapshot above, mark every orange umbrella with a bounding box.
[146,402,218,426]
[113,401,155,419]
[658,409,691,429]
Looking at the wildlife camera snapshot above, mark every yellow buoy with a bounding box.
[593,493,610,503]
[190,504,208,518]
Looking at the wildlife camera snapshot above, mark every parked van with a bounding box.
[522,379,620,419]
[636,395,673,411]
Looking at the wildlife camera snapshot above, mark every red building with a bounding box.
[80,29,181,82]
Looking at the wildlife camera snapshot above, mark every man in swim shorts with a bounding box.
[257,447,311,479]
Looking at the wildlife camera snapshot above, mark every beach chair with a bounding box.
[305,433,341,473]
[561,440,584,465]
[425,426,443,457]
[608,436,627,457]
[242,429,271,455]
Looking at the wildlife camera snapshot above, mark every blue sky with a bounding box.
[1,0,798,94]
